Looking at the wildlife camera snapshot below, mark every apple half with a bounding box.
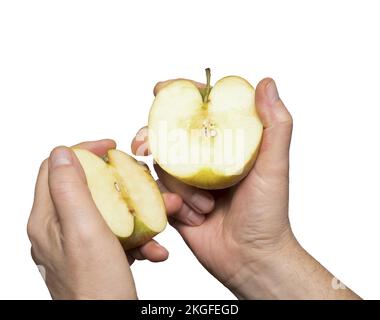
[148,69,263,189]
[73,148,167,250]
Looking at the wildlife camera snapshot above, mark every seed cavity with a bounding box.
[202,119,217,138]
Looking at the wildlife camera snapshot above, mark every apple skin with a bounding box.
[177,144,261,190]
[119,218,160,250]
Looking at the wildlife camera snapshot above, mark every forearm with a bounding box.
[230,240,361,300]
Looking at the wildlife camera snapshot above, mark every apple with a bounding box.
[73,148,167,250]
[148,69,263,189]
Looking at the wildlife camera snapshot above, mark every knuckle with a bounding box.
[72,223,99,244]
[285,113,294,127]
[77,230,95,244]
[30,246,39,264]
[281,118,293,131]
[27,217,38,244]
[274,117,293,133]
[273,100,293,129]
[279,106,293,127]
[285,110,293,122]
[50,178,81,200]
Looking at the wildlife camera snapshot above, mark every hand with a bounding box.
[132,79,360,299]
[27,139,182,299]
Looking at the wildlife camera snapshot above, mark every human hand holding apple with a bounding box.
[27,139,182,299]
[27,71,360,300]
[132,73,360,299]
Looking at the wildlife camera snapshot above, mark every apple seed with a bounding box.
[114,182,121,192]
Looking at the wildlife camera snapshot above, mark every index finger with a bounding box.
[72,139,116,156]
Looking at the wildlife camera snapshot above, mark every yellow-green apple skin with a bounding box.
[73,148,167,250]
[148,71,263,189]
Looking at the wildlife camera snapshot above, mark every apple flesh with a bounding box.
[148,69,263,189]
[73,148,167,250]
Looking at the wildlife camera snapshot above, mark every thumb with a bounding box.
[48,146,105,234]
[253,78,293,177]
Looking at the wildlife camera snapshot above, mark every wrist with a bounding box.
[227,234,361,300]
[227,232,301,299]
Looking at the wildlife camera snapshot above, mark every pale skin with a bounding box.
[28,78,361,300]
[27,140,182,299]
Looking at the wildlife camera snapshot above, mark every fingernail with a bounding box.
[266,80,279,104]
[191,192,214,213]
[187,209,205,226]
[50,147,72,168]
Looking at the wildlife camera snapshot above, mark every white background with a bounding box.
[0,0,379,299]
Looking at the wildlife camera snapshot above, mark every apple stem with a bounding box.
[203,68,211,104]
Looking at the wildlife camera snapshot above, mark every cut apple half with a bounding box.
[73,148,167,250]
[148,69,263,189]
